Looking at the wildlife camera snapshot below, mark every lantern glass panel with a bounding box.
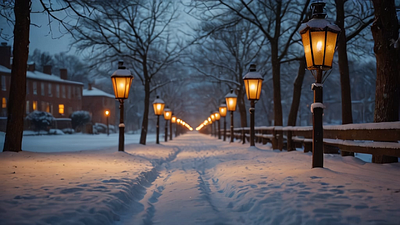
[301,31,313,68]
[226,97,237,111]
[153,103,165,115]
[324,31,338,68]
[171,116,177,123]
[210,114,215,122]
[219,106,227,117]
[310,31,326,66]
[164,110,172,120]
[214,112,220,120]
[244,79,262,100]
[112,76,133,99]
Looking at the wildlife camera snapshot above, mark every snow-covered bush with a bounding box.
[26,111,55,133]
[70,111,91,130]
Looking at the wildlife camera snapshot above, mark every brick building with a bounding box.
[82,84,116,126]
[0,42,117,132]
[0,64,84,118]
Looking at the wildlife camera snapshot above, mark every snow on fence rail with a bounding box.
[222,122,400,164]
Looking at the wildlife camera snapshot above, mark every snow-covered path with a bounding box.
[1,132,399,225]
[118,133,400,225]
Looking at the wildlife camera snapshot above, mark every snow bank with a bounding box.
[0,144,178,225]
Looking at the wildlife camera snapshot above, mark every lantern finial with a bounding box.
[249,64,256,72]
[311,1,326,19]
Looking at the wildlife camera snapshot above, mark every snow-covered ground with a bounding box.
[0,132,156,152]
[1,132,399,224]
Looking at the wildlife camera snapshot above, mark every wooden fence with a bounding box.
[219,121,400,164]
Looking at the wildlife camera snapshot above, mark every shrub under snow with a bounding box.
[26,111,55,132]
[70,111,91,130]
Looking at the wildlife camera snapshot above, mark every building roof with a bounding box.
[82,87,115,98]
[0,65,83,86]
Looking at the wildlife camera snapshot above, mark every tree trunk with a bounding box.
[139,63,150,145]
[336,0,353,125]
[3,0,31,152]
[371,0,399,122]
[371,0,399,163]
[271,43,283,126]
[287,57,306,126]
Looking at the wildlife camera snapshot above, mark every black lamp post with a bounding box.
[111,62,133,152]
[225,89,237,143]
[299,1,340,168]
[219,103,227,141]
[153,96,165,144]
[208,117,213,136]
[210,112,216,137]
[214,111,221,139]
[170,114,176,140]
[163,107,172,142]
[243,64,264,147]
[105,110,110,136]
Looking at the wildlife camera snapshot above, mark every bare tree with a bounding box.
[334,0,374,125]
[370,0,399,163]
[188,20,267,127]
[68,0,188,145]
[3,0,31,152]
[198,0,310,126]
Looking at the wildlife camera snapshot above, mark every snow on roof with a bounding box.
[0,65,83,86]
[82,87,115,98]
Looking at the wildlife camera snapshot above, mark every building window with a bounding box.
[48,83,52,97]
[68,106,72,115]
[33,101,37,111]
[56,84,60,98]
[67,86,71,99]
[1,76,6,91]
[26,101,29,114]
[59,104,64,114]
[2,97,6,108]
[50,104,53,114]
[77,87,81,99]
[33,82,37,95]
[26,81,29,94]
[41,102,46,111]
[41,82,45,96]
[62,85,66,98]
[46,102,50,113]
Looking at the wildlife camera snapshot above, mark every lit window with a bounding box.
[46,103,50,113]
[48,83,52,97]
[62,85,66,98]
[59,104,64,114]
[41,82,45,96]
[33,82,37,95]
[33,101,37,111]
[1,76,6,91]
[2,98,6,108]
[56,85,60,98]
[26,101,29,114]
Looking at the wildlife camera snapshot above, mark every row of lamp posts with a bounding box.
[201,1,340,169]
[201,64,263,146]
[111,0,339,169]
[152,95,192,144]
